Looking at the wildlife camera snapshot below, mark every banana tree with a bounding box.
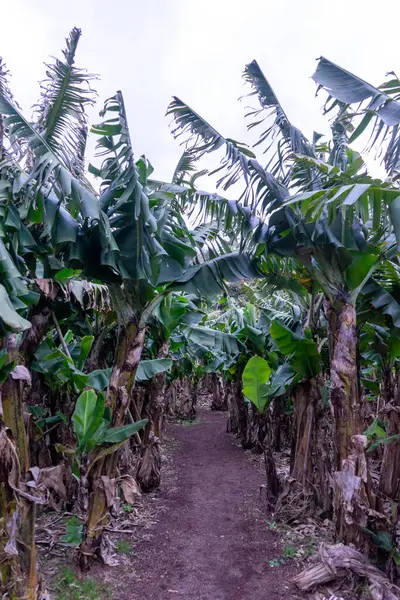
[0,29,117,598]
[136,292,203,491]
[79,87,255,561]
[167,58,400,467]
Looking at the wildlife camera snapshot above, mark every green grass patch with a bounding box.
[177,418,201,426]
[115,539,131,554]
[53,567,110,600]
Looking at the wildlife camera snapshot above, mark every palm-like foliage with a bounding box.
[167,96,256,190]
[312,57,400,177]
[243,60,314,179]
[34,28,97,177]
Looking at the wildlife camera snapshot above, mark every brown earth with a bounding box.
[104,409,305,600]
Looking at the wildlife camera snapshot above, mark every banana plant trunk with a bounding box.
[0,300,51,599]
[275,379,332,520]
[327,301,372,548]
[136,340,170,492]
[291,380,319,486]
[328,302,362,468]
[379,404,400,500]
[210,373,228,411]
[80,322,145,569]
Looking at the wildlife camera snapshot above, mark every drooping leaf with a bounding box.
[167,96,254,189]
[312,57,400,174]
[269,320,321,378]
[135,359,173,382]
[0,283,31,332]
[103,420,148,444]
[86,368,112,391]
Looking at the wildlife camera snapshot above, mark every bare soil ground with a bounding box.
[102,409,304,600]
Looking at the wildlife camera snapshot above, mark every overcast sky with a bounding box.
[3,0,399,191]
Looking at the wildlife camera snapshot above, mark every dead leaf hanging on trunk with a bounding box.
[99,476,118,512]
[4,510,19,557]
[333,434,374,550]
[10,365,31,384]
[99,535,119,566]
[27,464,67,500]
[120,475,141,504]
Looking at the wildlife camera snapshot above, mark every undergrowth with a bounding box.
[266,520,321,568]
[52,567,110,600]
[178,418,201,426]
[115,539,132,554]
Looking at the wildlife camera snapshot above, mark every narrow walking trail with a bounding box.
[118,410,303,600]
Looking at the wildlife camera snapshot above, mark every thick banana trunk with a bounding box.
[379,404,400,500]
[0,300,51,599]
[291,380,319,485]
[80,324,145,569]
[136,340,169,492]
[328,302,362,468]
[275,379,333,520]
[327,302,373,548]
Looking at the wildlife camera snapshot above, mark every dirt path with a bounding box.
[115,410,303,600]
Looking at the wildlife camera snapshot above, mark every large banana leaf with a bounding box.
[166,97,255,190]
[92,93,196,285]
[269,320,321,378]
[35,28,97,177]
[135,359,173,382]
[243,60,314,178]
[361,279,400,328]
[242,355,271,412]
[186,325,245,355]
[0,235,33,332]
[172,252,263,297]
[0,283,31,332]
[312,57,400,175]
[73,389,105,451]
[0,92,120,280]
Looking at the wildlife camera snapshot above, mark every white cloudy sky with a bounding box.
[3,0,399,189]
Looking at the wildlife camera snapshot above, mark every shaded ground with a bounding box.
[106,410,304,600]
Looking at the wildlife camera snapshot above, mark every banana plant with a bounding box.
[57,389,146,543]
[167,56,400,474]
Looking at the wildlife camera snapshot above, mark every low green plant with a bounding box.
[115,539,131,554]
[53,567,110,600]
[268,557,285,568]
[122,504,134,513]
[57,389,148,480]
[179,418,201,426]
[282,544,297,559]
[60,517,83,547]
[363,528,400,566]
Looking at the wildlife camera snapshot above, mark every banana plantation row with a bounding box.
[1,28,400,598]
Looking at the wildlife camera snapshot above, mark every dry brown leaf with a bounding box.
[35,465,67,500]
[120,475,141,504]
[99,535,119,567]
[4,510,19,557]
[35,279,62,300]
[10,365,31,384]
[100,476,117,510]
